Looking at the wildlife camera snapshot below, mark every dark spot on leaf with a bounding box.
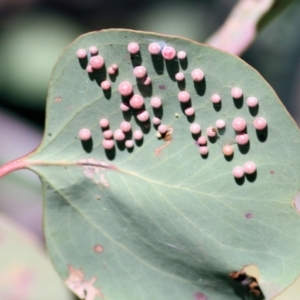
[103,88,111,100]
[194,78,206,96]
[152,104,163,120]
[48,133,52,137]
[213,102,222,112]
[256,125,268,142]
[159,84,167,90]
[224,152,234,162]
[245,170,257,182]
[235,176,244,186]
[130,52,142,67]
[179,56,188,70]
[88,65,107,85]
[109,69,118,82]
[165,59,179,81]
[232,95,244,109]
[136,78,153,97]
[151,54,164,75]
[78,56,88,69]
[81,138,93,153]
[238,140,250,154]
[248,104,259,116]
[177,78,186,90]
[105,146,116,161]
[270,170,275,174]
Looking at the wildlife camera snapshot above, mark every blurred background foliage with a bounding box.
[0,0,299,298]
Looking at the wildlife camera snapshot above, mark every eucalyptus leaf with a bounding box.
[24,29,300,299]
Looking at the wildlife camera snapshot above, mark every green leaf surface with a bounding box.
[28,29,300,300]
[0,213,72,300]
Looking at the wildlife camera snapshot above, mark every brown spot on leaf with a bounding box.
[270,170,275,174]
[93,245,104,253]
[155,127,173,156]
[65,265,103,300]
[230,265,262,297]
[54,97,62,102]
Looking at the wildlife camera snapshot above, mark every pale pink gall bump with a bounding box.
[185,107,195,116]
[120,102,130,111]
[246,96,258,107]
[215,119,225,129]
[79,128,91,141]
[99,118,109,128]
[232,117,246,131]
[190,123,201,135]
[102,139,114,150]
[90,55,104,69]
[107,67,115,75]
[211,94,221,104]
[86,65,93,73]
[222,145,234,156]
[232,166,244,178]
[114,129,125,141]
[191,69,204,82]
[206,127,217,137]
[175,72,185,81]
[118,81,133,96]
[231,87,243,98]
[133,66,147,78]
[127,42,139,54]
[133,129,143,140]
[125,140,134,148]
[198,136,207,145]
[93,244,103,253]
[243,161,256,174]
[158,124,167,134]
[137,110,149,122]
[177,51,187,59]
[199,146,208,155]
[253,117,267,130]
[152,117,161,125]
[162,46,176,60]
[76,49,87,59]
[103,130,113,139]
[148,43,161,54]
[120,121,131,132]
[101,80,111,90]
[143,77,151,85]
[111,64,118,71]
[89,46,98,55]
[130,94,144,109]
[178,91,190,103]
[150,97,162,108]
[235,133,249,145]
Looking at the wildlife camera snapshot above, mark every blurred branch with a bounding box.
[206,0,295,56]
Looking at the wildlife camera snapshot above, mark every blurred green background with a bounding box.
[0,0,299,298]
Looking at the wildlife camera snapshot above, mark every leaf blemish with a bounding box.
[293,191,300,213]
[93,244,104,253]
[194,292,207,300]
[155,127,173,156]
[65,265,103,300]
[80,158,110,187]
